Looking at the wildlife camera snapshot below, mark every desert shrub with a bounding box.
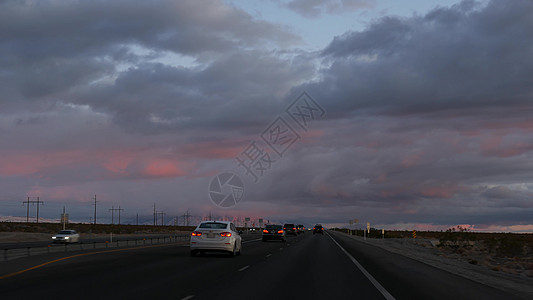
[496,237,525,257]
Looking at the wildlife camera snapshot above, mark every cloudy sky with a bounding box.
[1,0,532,232]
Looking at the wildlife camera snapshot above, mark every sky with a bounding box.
[1,0,533,232]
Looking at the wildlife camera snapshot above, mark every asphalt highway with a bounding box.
[0,231,528,300]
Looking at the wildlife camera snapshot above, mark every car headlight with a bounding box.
[52,237,56,239]
[65,237,70,239]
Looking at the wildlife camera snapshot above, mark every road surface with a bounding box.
[0,231,528,299]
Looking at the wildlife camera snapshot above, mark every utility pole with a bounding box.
[156,211,166,226]
[118,206,124,225]
[23,197,44,223]
[61,206,66,230]
[183,210,191,226]
[92,195,98,225]
[109,206,124,225]
[109,206,114,224]
[136,213,139,226]
[25,197,29,223]
[153,203,156,226]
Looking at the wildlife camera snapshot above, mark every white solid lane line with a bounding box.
[242,238,262,244]
[266,253,272,257]
[238,265,250,272]
[181,295,195,300]
[326,231,396,300]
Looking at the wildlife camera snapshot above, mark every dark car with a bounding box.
[283,223,298,236]
[313,224,324,234]
[297,224,305,234]
[262,224,286,242]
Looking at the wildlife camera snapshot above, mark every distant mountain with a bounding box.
[0,216,60,223]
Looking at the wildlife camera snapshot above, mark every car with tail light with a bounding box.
[283,223,297,236]
[313,224,324,234]
[262,224,286,242]
[190,221,242,257]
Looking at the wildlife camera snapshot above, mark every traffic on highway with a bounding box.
[1,223,528,300]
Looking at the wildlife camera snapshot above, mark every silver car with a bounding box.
[190,221,242,257]
[52,230,80,243]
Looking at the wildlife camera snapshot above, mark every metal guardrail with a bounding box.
[2,234,190,261]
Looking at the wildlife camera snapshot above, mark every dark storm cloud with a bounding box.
[280,0,375,18]
[315,0,533,116]
[0,0,302,111]
[2,0,533,230]
[263,1,533,227]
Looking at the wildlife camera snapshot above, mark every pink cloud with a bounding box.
[401,152,423,167]
[419,186,454,198]
[180,140,244,159]
[142,159,186,178]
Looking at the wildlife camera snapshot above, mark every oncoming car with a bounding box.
[52,230,80,243]
[190,221,242,257]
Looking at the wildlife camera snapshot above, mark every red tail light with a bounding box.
[277,230,284,234]
[191,231,202,236]
[220,232,232,237]
[263,230,269,233]
[293,227,296,230]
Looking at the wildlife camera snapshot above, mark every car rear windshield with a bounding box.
[58,230,74,234]
[199,223,228,229]
[266,225,282,230]
[284,224,295,227]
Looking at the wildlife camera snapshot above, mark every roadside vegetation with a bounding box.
[0,221,196,235]
[332,226,533,278]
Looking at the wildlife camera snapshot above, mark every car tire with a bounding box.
[237,243,242,256]
[262,238,267,242]
[229,244,236,257]
[190,250,196,257]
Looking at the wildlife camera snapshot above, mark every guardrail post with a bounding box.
[150,238,153,244]
[116,240,119,247]
[4,249,7,261]
[93,242,96,249]
[64,243,67,252]
[48,245,51,253]
[27,247,30,257]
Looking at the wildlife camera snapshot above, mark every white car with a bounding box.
[52,230,80,243]
[190,221,242,257]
